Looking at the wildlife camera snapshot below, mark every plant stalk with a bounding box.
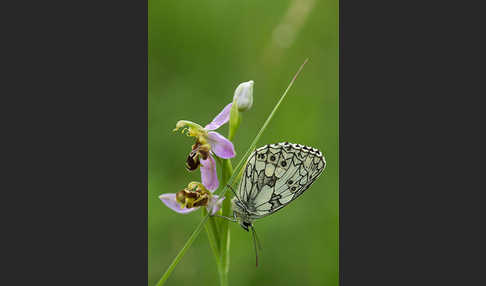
[219,159,233,286]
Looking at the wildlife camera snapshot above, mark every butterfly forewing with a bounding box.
[236,142,326,219]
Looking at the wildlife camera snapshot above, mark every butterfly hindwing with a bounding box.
[235,142,326,219]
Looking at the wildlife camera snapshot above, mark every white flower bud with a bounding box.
[233,80,254,112]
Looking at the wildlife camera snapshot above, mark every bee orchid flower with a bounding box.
[159,182,225,215]
[173,103,236,191]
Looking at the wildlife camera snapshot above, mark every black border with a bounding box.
[340,1,482,285]
[5,0,148,284]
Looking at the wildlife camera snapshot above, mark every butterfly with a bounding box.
[226,142,326,265]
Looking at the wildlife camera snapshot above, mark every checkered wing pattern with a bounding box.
[235,142,326,219]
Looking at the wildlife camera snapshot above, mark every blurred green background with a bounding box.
[149,0,338,285]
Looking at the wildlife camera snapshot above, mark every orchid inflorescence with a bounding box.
[159,80,254,214]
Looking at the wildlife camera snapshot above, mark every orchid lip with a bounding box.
[186,151,200,171]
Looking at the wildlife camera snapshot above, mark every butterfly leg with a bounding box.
[213,214,237,223]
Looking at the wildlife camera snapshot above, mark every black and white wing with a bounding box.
[235,142,326,219]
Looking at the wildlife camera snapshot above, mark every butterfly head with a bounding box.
[240,221,253,232]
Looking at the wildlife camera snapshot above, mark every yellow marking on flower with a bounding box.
[187,181,207,191]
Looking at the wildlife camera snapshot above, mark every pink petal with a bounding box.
[207,131,235,159]
[159,193,199,214]
[204,103,232,131]
[207,195,225,215]
[200,155,219,191]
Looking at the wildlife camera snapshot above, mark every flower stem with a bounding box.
[219,159,233,286]
[202,209,221,262]
[202,209,226,286]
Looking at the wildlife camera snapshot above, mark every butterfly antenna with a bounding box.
[251,226,263,267]
[253,226,263,252]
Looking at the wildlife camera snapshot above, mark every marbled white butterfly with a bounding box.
[226,142,326,265]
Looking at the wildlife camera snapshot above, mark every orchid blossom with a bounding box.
[173,103,236,191]
[159,182,224,215]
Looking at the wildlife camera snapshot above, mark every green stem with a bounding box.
[202,209,221,262]
[202,209,225,286]
[219,159,233,286]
